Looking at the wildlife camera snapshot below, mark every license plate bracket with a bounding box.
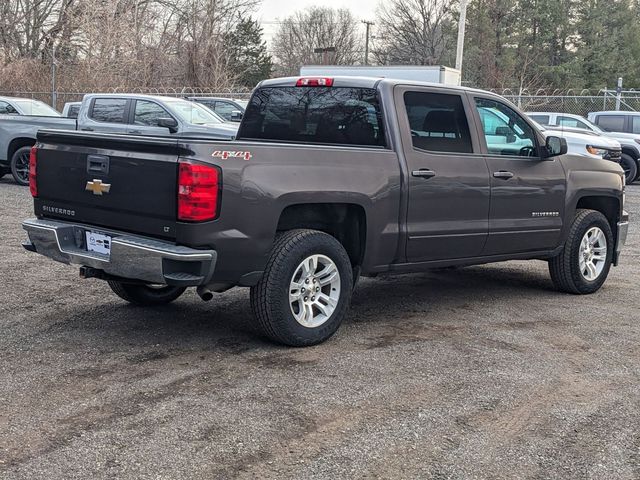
[85,231,112,256]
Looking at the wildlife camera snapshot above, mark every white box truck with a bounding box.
[299,65,462,86]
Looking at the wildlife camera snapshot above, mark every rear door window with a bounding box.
[403,91,473,153]
[631,116,640,134]
[240,87,386,147]
[90,98,128,123]
[596,115,625,132]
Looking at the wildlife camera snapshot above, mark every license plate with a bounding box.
[85,231,112,256]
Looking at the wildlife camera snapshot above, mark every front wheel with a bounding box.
[10,146,32,186]
[107,281,186,306]
[619,153,638,185]
[250,229,353,346]
[548,209,614,294]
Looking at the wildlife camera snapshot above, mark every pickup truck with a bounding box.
[22,76,629,346]
[1,94,238,186]
[528,112,640,184]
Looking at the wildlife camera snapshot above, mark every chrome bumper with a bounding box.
[614,211,629,265]
[22,218,217,286]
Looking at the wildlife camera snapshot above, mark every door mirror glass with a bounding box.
[544,135,567,158]
[230,110,243,122]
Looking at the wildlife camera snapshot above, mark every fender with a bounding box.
[561,165,624,244]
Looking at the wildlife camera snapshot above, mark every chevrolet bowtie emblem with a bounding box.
[85,179,111,195]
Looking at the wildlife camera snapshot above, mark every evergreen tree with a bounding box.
[226,18,273,89]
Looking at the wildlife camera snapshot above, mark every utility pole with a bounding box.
[362,20,374,66]
[455,0,469,73]
[51,42,57,109]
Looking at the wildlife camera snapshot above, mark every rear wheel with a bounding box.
[548,209,614,294]
[619,153,637,184]
[10,146,32,186]
[250,229,353,346]
[107,281,186,306]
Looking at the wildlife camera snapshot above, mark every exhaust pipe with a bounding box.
[196,286,214,302]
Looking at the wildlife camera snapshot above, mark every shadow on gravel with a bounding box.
[34,261,557,354]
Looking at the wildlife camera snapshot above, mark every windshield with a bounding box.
[12,99,60,116]
[165,99,224,125]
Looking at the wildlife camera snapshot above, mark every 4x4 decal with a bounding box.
[212,150,252,161]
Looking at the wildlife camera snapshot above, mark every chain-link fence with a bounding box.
[495,89,640,117]
[3,86,640,118]
[0,87,252,112]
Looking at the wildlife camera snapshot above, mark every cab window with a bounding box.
[90,98,128,123]
[528,114,550,125]
[403,91,473,153]
[596,115,625,132]
[0,101,18,114]
[134,100,171,126]
[475,98,537,157]
[558,116,589,130]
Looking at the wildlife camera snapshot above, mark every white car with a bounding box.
[527,111,637,183]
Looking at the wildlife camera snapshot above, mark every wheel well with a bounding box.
[277,203,366,267]
[7,137,36,161]
[576,196,619,234]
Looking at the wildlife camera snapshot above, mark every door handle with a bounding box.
[81,127,93,131]
[493,171,514,179]
[128,129,142,134]
[412,169,436,179]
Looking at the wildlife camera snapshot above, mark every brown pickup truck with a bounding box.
[22,76,628,346]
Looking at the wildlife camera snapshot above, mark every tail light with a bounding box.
[296,77,334,87]
[29,146,37,197]
[177,162,220,221]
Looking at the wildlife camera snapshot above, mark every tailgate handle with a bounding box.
[87,155,110,175]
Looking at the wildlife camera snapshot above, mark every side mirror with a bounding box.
[230,110,243,122]
[544,135,567,158]
[157,117,178,133]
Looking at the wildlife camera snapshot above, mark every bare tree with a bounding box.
[373,0,456,66]
[271,7,363,76]
[0,0,264,94]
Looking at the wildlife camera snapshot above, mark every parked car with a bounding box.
[62,101,81,119]
[0,94,238,185]
[22,76,628,346]
[516,113,622,165]
[528,111,640,183]
[187,97,247,122]
[0,96,60,116]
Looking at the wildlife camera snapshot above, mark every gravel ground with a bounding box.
[0,177,639,480]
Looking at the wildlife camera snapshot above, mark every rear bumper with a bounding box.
[22,218,217,286]
[614,210,629,266]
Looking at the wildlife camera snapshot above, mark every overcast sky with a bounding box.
[256,0,379,44]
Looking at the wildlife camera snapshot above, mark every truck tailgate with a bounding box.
[34,130,185,239]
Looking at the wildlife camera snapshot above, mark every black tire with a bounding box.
[619,153,637,185]
[10,146,32,186]
[548,209,614,294]
[250,229,353,347]
[107,281,186,306]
